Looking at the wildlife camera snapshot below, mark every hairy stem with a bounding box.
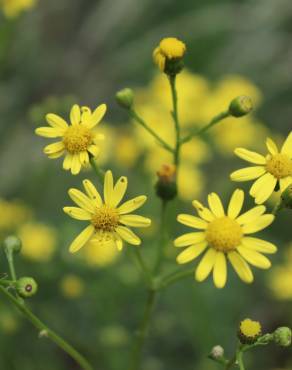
[169,75,180,167]
[0,285,93,370]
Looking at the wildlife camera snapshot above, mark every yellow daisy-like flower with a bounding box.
[174,189,276,288]
[64,171,151,253]
[153,37,186,71]
[35,103,107,175]
[231,132,292,204]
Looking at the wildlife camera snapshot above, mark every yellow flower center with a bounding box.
[266,154,292,179]
[91,205,119,232]
[239,319,261,338]
[63,126,93,154]
[206,216,242,252]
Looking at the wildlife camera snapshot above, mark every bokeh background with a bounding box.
[0,0,292,369]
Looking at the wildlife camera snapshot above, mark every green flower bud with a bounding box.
[281,185,292,209]
[16,277,38,298]
[273,327,291,347]
[229,96,253,117]
[115,88,134,109]
[3,236,22,254]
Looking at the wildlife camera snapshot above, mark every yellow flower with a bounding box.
[35,104,106,175]
[239,318,262,343]
[2,0,36,18]
[231,132,292,204]
[174,189,276,288]
[64,170,151,253]
[18,222,57,262]
[60,274,84,299]
[0,199,31,233]
[153,37,186,71]
[270,265,292,300]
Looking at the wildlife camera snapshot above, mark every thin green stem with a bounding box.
[181,111,230,144]
[129,109,174,153]
[132,247,153,288]
[169,75,180,166]
[153,200,168,274]
[89,156,104,183]
[4,248,17,282]
[0,279,14,287]
[159,268,194,290]
[236,350,245,370]
[130,289,157,370]
[0,285,93,370]
[272,199,283,215]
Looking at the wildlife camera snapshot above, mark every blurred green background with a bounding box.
[0,0,292,369]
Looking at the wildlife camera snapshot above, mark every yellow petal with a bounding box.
[236,205,266,225]
[195,248,217,282]
[234,148,266,165]
[249,173,277,204]
[63,154,73,170]
[70,104,81,125]
[176,242,207,264]
[230,166,266,181]
[46,113,68,130]
[104,170,114,206]
[114,233,123,251]
[82,179,102,206]
[118,196,147,215]
[69,225,95,253]
[119,215,151,228]
[80,106,92,123]
[242,214,274,234]
[79,151,89,166]
[266,137,279,155]
[47,150,64,159]
[227,189,244,219]
[237,246,271,269]
[71,155,82,175]
[208,193,225,217]
[44,141,64,154]
[112,176,128,207]
[35,127,64,138]
[280,177,292,192]
[281,131,292,156]
[228,251,253,283]
[177,214,208,229]
[241,237,277,254]
[88,145,100,157]
[85,104,107,129]
[213,252,227,289]
[174,232,206,247]
[192,200,215,222]
[68,188,96,213]
[63,207,92,220]
[116,226,141,245]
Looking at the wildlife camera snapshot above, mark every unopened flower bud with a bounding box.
[3,236,22,254]
[155,164,177,201]
[116,88,134,109]
[273,327,291,347]
[16,277,38,298]
[238,318,262,344]
[210,345,224,359]
[281,185,292,209]
[229,96,253,117]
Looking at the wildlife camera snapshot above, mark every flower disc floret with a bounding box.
[159,37,186,59]
[239,318,261,344]
[63,125,93,154]
[91,206,119,232]
[206,217,242,252]
[266,154,292,179]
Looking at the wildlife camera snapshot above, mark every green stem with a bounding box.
[4,248,17,282]
[132,247,153,288]
[153,200,168,274]
[0,285,93,370]
[236,350,245,370]
[0,279,14,287]
[181,111,230,144]
[225,355,236,370]
[130,289,157,370]
[272,199,283,215]
[159,268,194,290]
[169,75,180,167]
[89,156,104,183]
[129,109,174,153]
